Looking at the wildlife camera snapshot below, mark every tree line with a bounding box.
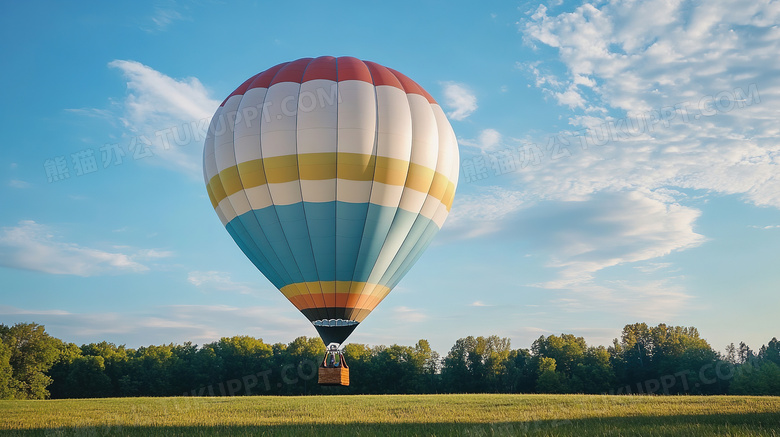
[0,322,778,399]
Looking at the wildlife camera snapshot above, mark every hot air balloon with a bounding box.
[203,56,458,385]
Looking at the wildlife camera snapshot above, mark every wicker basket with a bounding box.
[318,366,350,386]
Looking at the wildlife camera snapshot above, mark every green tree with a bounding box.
[535,357,564,393]
[532,334,587,377]
[343,343,373,393]
[610,323,654,390]
[185,343,223,396]
[214,336,273,382]
[46,341,82,399]
[724,343,738,364]
[285,336,325,361]
[609,323,718,394]
[441,336,512,393]
[131,344,178,396]
[571,346,615,394]
[502,348,534,393]
[411,339,440,393]
[168,342,200,395]
[275,337,324,395]
[441,337,472,392]
[64,355,113,398]
[730,360,780,395]
[474,336,512,392]
[0,323,60,399]
[367,344,418,393]
[738,342,754,364]
[0,337,15,399]
[526,336,616,394]
[759,338,780,368]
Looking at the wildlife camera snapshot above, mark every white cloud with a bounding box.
[64,108,115,120]
[391,306,427,323]
[0,221,168,276]
[478,128,502,149]
[8,179,30,189]
[1,307,71,316]
[508,326,621,351]
[458,128,504,151]
[554,85,586,109]
[108,60,220,176]
[749,224,780,230]
[633,262,675,274]
[143,3,187,33]
[440,81,478,120]
[469,301,493,307]
[443,188,703,316]
[442,186,529,240]
[448,0,780,308]
[188,270,256,295]
[136,249,174,259]
[519,0,780,208]
[547,278,695,321]
[533,191,705,288]
[150,8,183,30]
[0,304,307,347]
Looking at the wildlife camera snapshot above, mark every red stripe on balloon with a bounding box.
[220,72,261,107]
[224,57,438,106]
[388,67,437,104]
[302,56,338,82]
[336,56,373,83]
[364,61,403,89]
[270,57,313,86]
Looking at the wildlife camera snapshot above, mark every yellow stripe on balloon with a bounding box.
[336,153,376,180]
[280,281,390,298]
[208,152,456,210]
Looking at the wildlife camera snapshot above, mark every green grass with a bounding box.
[1,394,779,436]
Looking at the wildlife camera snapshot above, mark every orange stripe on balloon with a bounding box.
[286,293,384,312]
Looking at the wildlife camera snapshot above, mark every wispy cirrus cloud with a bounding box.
[0,220,171,276]
[142,2,188,33]
[515,0,780,208]
[391,306,427,323]
[447,189,704,285]
[440,81,478,121]
[64,108,116,120]
[749,224,780,230]
[107,59,219,176]
[444,188,703,318]
[187,270,258,295]
[459,128,504,152]
[8,179,30,189]
[0,304,307,347]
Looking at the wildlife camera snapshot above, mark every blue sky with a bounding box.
[1,0,778,356]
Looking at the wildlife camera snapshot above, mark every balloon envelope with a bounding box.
[203,56,458,345]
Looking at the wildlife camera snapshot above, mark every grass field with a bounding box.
[1,394,779,436]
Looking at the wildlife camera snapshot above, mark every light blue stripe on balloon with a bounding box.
[226,202,437,288]
[251,207,305,284]
[236,212,297,287]
[364,210,419,285]
[383,218,441,290]
[224,220,286,289]
[375,213,431,288]
[303,201,337,282]
[275,203,319,283]
[335,202,369,281]
[352,203,398,283]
